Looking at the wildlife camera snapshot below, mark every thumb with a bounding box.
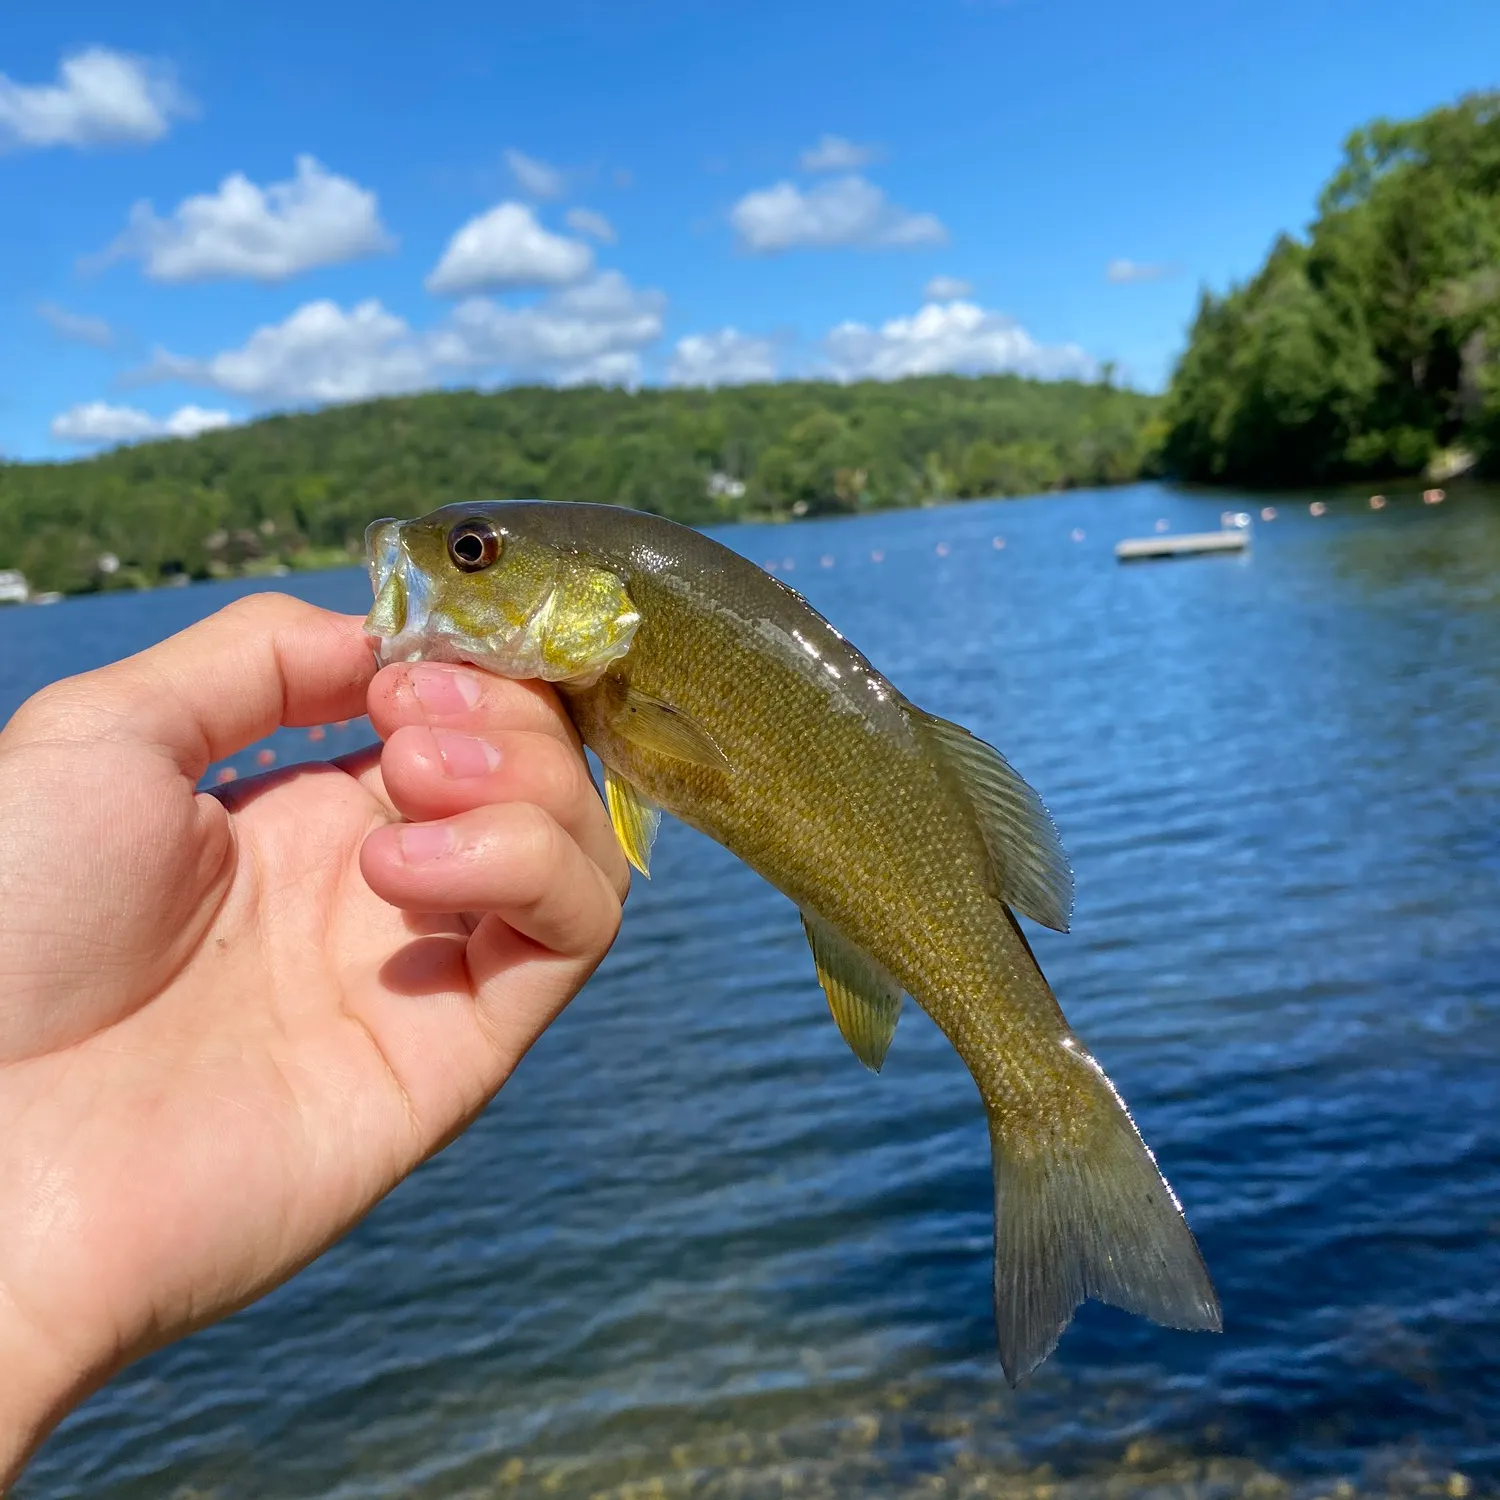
[3,594,376,779]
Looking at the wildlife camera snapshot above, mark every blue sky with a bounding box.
[4,0,1497,461]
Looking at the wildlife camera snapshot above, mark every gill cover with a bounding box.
[363,513,641,685]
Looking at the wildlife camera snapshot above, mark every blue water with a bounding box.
[4,482,1499,1499]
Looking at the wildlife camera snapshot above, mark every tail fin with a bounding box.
[989,1040,1221,1384]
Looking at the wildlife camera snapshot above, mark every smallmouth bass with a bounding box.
[364,501,1221,1381]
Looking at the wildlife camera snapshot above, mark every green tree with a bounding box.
[1162,91,1500,484]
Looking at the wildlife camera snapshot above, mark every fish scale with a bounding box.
[364,499,1221,1382]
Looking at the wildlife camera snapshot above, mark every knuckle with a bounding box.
[220,591,302,632]
[526,734,590,810]
[503,802,568,898]
[3,678,97,742]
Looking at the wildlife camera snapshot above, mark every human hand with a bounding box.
[0,595,628,1488]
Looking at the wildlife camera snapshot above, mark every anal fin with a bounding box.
[800,910,904,1072]
[604,766,661,877]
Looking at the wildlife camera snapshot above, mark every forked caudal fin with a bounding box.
[989,1038,1221,1384]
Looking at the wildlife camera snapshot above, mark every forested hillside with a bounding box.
[1161,92,1500,485]
[0,374,1157,596]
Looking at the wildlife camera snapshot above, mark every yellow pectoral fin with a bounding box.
[604,766,661,877]
[613,688,731,771]
[801,910,904,1073]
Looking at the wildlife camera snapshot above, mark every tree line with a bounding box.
[1160,92,1500,485]
[0,374,1159,596]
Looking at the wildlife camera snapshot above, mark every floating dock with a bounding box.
[1115,529,1250,562]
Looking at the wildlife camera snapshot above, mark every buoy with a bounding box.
[783,559,795,572]
[1310,501,1327,517]
[935,542,950,556]
[1261,506,1277,521]
[820,554,835,568]
[1423,488,1445,505]
[215,767,237,784]
[308,726,326,743]
[1070,528,1086,542]
[1154,519,1170,533]
[1369,494,1386,510]
[991,537,1005,550]
[255,748,276,767]
[871,550,885,563]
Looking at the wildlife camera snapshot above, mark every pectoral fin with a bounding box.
[603,766,661,877]
[910,707,1073,932]
[614,688,731,771]
[801,910,904,1072]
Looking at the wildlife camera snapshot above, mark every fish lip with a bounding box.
[362,518,430,663]
[364,518,401,595]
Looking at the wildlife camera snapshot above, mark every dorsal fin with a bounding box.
[800,910,904,1072]
[909,707,1073,932]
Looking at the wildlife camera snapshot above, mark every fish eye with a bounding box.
[447,519,501,573]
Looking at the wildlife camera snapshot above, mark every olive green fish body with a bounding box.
[364,501,1221,1380]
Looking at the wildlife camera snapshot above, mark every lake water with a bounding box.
[4,482,1499,1500]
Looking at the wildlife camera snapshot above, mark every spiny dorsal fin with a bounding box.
[613,687,732,772]
[603,766,661,877]
[909,707,1073,932]
[800,910,904,1072]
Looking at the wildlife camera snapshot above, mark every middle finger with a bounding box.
[381,724,629,898]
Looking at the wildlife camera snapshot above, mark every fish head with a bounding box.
[363,502,640,684]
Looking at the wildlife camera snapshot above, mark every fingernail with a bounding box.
[432,729,500,779]
[397,823,455,863]
[410,664,482,714]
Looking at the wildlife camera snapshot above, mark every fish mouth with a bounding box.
[363,517,436,666]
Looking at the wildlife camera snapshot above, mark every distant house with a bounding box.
[0,570,27,605]
[706,471,747,501]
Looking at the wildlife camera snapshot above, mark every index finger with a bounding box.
[2,594,376,779]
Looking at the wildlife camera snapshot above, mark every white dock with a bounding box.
[1115,530,1250,562]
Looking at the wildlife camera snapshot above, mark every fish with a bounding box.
[363,501,1222,1382]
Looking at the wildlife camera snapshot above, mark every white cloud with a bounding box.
[731,175,946,253]
[0,47,189,151]
[923,275,973,301]
[825,300,1095,382]
[506,148,565,199]
[102,155,393,283]
[1105,258,1182,285]
[565,206,616,243]
[141,272,666,406]
[668,329,777,387]
[146,300,433,405]
[426,202,592,295]
[432,272,666,385]
[37,301,114,348]
[798,134,878,172]
[50,401,232,446]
